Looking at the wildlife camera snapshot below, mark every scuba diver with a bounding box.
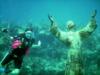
[0,28,41,75]
[48,10,97,75]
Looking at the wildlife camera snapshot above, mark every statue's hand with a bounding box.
[91,10,97,18]
[48,14,54,23]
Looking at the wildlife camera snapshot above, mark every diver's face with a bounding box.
[25,31,32,39]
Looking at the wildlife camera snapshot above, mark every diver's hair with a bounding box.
[25,27,33,32]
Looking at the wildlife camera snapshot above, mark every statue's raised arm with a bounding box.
[79,10,97,38]
[48,15,61,38]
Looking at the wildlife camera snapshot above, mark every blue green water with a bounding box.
[0,0,100,26]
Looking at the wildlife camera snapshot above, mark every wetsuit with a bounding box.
[1,33,35,69]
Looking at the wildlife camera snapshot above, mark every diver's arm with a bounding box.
[79,10,97,38]
[48,15,61,38]
[32,40,41,48]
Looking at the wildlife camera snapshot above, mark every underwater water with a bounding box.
[0,0,100,75]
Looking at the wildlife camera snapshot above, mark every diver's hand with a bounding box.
[91,10,97,18]
[38,40,41,47]
[32,40,41,48]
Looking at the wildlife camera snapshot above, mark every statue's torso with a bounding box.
[60,31,82,50]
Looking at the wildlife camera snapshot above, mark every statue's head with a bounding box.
[66,20,75,31]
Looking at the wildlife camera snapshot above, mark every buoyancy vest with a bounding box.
[11,34,35,55]
[12,39,22,49]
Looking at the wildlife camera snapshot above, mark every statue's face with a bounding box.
[66,20,75,30]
